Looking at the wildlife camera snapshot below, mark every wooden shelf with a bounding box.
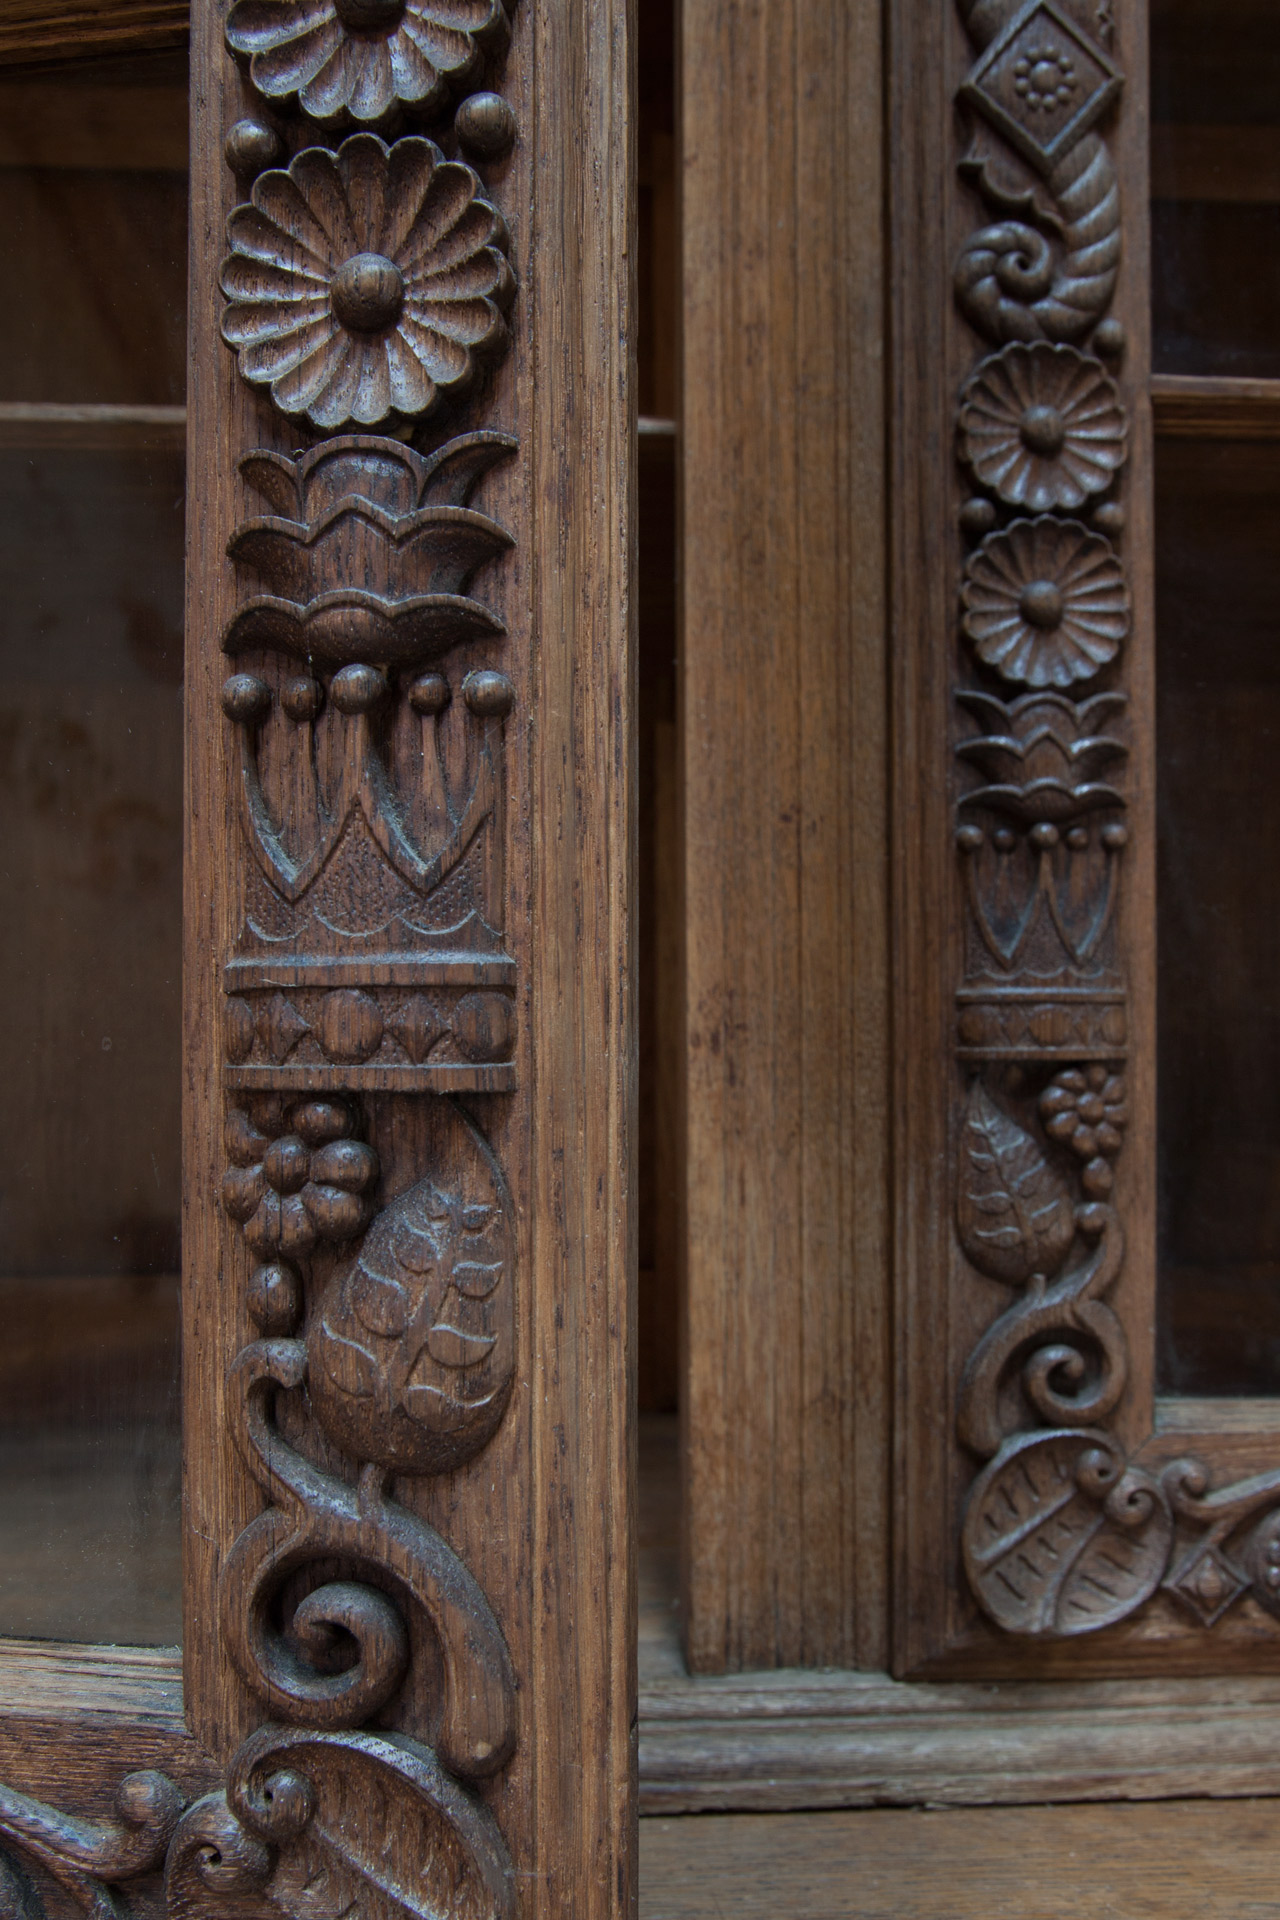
[0,401,185,449]
[1152,374,1280,439]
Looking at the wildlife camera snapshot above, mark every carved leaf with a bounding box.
[307,1101,515,1473]
[227,1729,515,1920]
[957,1080,1075,1284]
[962,1430,1172,1637]
[423,1323,497,1370]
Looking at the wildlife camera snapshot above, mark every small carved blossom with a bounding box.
[959,344,1127,514]
[220,133,513,430]
[225,0,509,126]
[221,1099,379,1257]
[1040,1064,1128,1199]
[962,517,1129,689]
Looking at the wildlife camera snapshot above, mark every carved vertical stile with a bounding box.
[893,0,1280,1673]
[0,0,632,1911]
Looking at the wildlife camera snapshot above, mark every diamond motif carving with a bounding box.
[960,1,1122,176]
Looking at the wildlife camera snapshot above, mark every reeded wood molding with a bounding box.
[681,0,888,1678]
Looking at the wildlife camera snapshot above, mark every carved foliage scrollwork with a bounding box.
[956,1079,1280,1638]
[949,0,1280,1648]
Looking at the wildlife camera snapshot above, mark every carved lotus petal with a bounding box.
[230,505,513,605]
[223,589,504,665]
[226,0,510,126]
[220,134,513,429]
[957,689,1127,822]
[240,430,517,520]
[960,344,1127,513]
[962,517,1129,689]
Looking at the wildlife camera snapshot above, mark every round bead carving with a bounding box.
[455,91,517,160]
[328,252,405,333]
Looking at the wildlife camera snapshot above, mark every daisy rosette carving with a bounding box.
[959,343,1127,515]
[220,133,514,430]
[962,517,1129,689]
[225,0,510,127]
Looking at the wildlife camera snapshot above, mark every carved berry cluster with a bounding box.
[221,1099,378,1257]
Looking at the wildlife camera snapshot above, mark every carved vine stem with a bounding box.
[0,5,526,1913]
[950,0,1280,1640]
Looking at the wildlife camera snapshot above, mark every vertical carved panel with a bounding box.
[0,0,631,1910]
[184,7,530,1894]
[887,0,1280,1664]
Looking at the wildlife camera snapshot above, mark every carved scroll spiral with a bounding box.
[955,136,1120,345]
[0,1773,183,1920]
[220,1337,516,1777]
[167,1728,514,1920]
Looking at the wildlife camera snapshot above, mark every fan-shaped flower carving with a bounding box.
[960,344,1127,514]
[225,0,510,127]
[220,133,513,430]
[223,430,515,665]
[962,518,1129,688]
[956,689,1126,823]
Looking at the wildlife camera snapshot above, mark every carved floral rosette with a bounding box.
[949,0,1280,1646]
[0,8,531,1915]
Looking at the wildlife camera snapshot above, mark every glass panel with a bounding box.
[1151,0,1280,376]
[0,54,187,404]
[1156,438,1280,1394]
[0,50,185,1645]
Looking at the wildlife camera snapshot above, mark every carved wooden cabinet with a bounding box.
[0,2,631,1916]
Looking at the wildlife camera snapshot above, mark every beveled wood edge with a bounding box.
[637,1668,1280,1812]
[0,403,186,450]
[1152,374,1280,438]
[0,3,187,69]
[0,1639,184,1724]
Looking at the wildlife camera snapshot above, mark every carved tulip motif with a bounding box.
[962,516,1129,688]
[225,0,511,126]
[220,134,514,430]
[959,343,1127,514]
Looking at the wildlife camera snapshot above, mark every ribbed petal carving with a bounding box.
[220,136,514,429]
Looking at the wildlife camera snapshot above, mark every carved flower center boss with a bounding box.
[221,133,514,430]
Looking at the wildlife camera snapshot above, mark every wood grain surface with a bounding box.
[681,0,888,1676]
[638,1801,1280,1918]
[0,0,186,65]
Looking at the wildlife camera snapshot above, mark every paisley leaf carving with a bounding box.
[957,1080,1075,1284]
[962,1429,1172,1636]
